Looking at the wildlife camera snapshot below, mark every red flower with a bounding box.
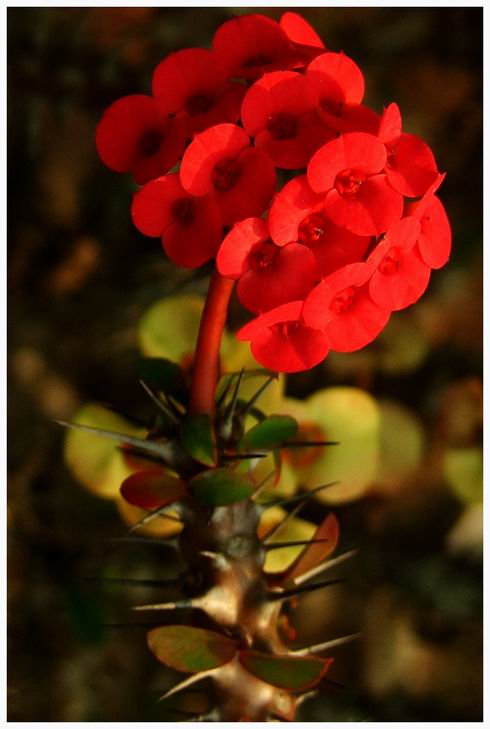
[131,174,222,268]
[307,132,404,235]
[367,217,431,311]
[268,175,372,276]
[237,301,330,373]
[404,173,451,269]
[152,48,245,135]
[378,102,439,197]
[95,94,186,184]
[279,12,325,67]
[212,14,291,80]
[241,71,334,169]
[303,262,391,352]
[216,217,319,313]
[280,12,325,50]
[179,123,276,225]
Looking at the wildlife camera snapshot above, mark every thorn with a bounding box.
[295,690,318,708]
[281,441,339,448]
[263,481,340,510]
[139,379,179,425]
[239,373,277,416]
[157,670,214,702]
[85,576,180,588]
[222,452,266,461]
[132,598,194,611]
[54,420,170,461]
[216,371,237,408]
[262,501,304,542]
[127,504,183,534]
[268,577,346,602]
[293,549,359,586]
[252,470,277,500]
[292,632,361,656]
[199,550,229,570]
[223,367,245,425]
[103,535,178,547]
[116,445,166,466]
[264,538,334,552]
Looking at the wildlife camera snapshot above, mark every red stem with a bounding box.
[189,268,234,417]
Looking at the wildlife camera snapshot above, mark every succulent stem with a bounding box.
[188,268,234,417]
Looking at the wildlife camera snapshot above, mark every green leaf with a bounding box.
[147,625,236,673]
[239,651,331,690]
[137,357,188,404]
[120,470,187,510]
[181,415,217,467]
[189,467,255,506]
[240,415,298,452]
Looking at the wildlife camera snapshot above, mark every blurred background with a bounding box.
[8,6,482,722]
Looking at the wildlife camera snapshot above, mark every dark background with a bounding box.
[8,7,482,722]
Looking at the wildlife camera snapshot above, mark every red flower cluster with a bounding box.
[96,12,451,373]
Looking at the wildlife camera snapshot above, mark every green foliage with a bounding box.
[240,415,298,452]
[180,414,217,467]
[239,651,330,690]
[147,625,236,673]
[189,467,255,506]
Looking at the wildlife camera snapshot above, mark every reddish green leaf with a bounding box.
[181,415,217,467]
[239,651,331,691]
[147,625,236,673]
[120,470,187,509]
[189,467,255,506]
[240,415,298,452]
[283,512,340,583]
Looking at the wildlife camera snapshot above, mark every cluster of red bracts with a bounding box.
[96,12,451,373]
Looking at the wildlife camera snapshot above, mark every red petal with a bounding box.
[385,133,438,197]
[302,262,375,327]
[326,288,390,351]
[95,95,185,184]
[180,123,250,196]
[307,51,365,104]
[236,243,320,313]
[254,110,334,170]
[132,116,187,185]
[212,14,290,79]
[162,197,223,269]
[369,245,431,311]
[413,195,452,269]
[217,217,269,278]
[211,146,276,225]
[179,82,246,135]
[237,301,304,341]
[241,71,317,137]
[152,48,228,114]
[325,174,403,236]
[307,132,386,193]
[120,469,187,510]
[378,102,402,146]
[269,175,324,246]
[280,12,325,49]
[307,220,372,277]
[131,174,186,237]
[318,103,380,136]
[251,322,330,372]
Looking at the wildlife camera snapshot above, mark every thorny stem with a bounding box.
[189,268,234,417]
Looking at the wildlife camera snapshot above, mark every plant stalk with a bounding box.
[188,268,234,417]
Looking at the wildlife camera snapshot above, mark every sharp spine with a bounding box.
[292,632,361,655]
[268,577,346,602]
[293,549,359,586]
[157,670,214,702]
